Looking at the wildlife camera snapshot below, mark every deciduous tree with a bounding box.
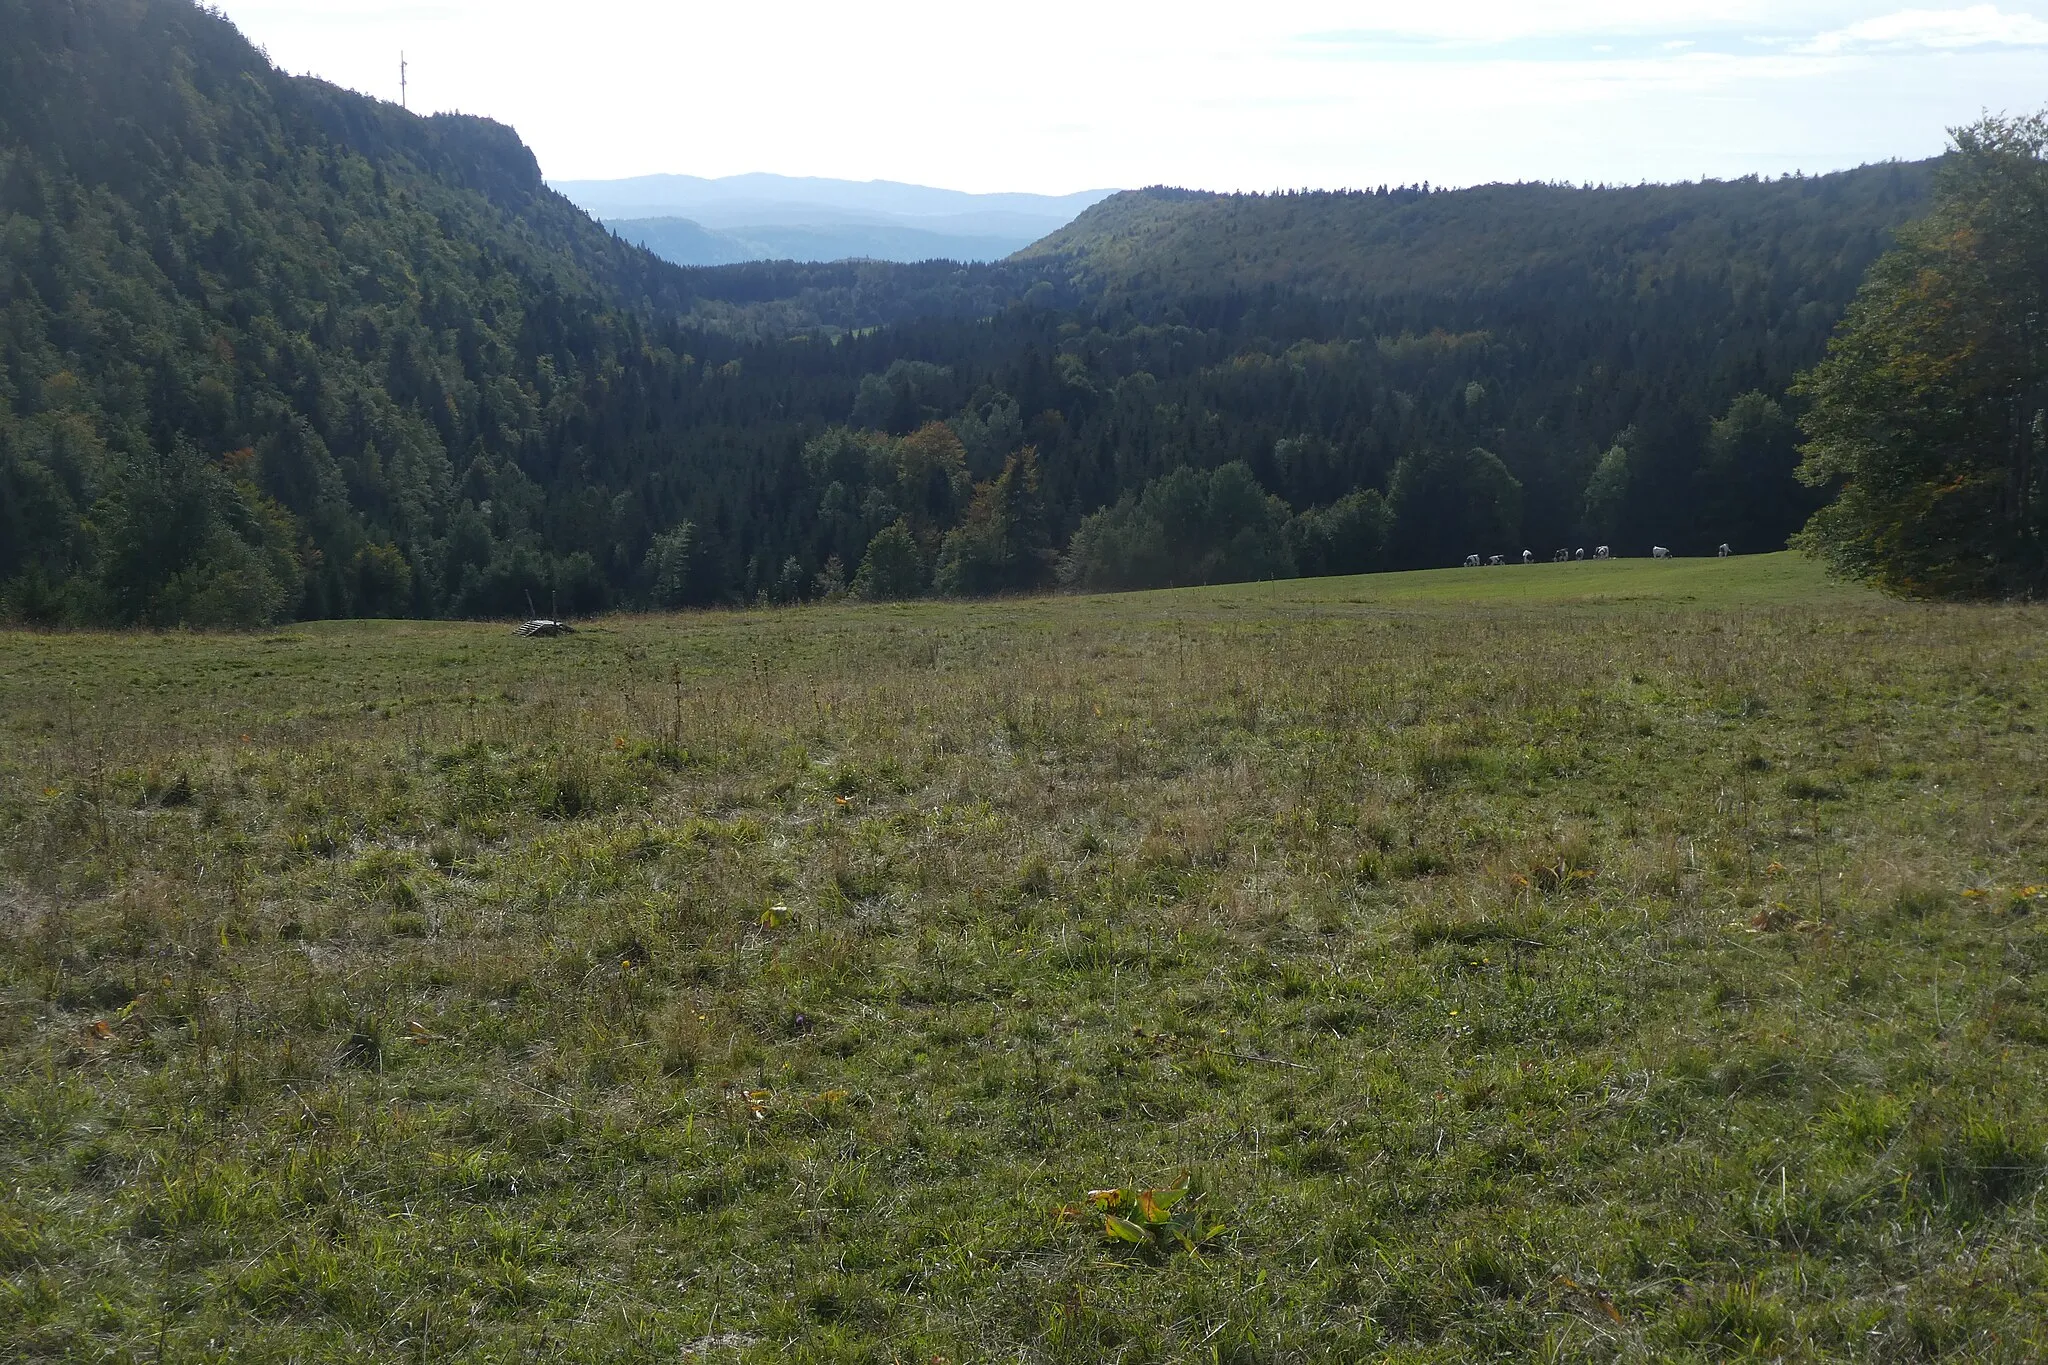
[1797,113,2048,597]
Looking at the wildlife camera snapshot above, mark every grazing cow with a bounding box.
[1574,548,1585,561]
[1521,550,1533,564]
[1553,549,1570,562]
[1718,543,1731,558]
[1653,545,1671,558]
[1464,554,1481,567]
[1487,555,1505,566]
[1595,546,1611,559]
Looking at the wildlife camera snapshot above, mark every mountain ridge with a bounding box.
[606,215,1049,267]
[558,172,1115,265]
[1016,169,1936,297]
[554,172,1114,222]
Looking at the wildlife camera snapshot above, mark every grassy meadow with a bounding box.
[3,552,2047,1362]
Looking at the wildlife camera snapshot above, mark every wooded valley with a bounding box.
[0,0,1953,624]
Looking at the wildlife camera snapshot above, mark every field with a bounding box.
[3,552,2047,1362]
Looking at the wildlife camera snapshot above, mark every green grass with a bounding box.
[1262,551,1855,607]
[4,554,2047,1362]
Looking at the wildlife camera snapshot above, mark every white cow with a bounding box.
[1464,554,1481,567]
[1521,550,1533,564]
[1718,543,1731,558]
[1574,548,1585,561]
[1595,546,1611,559]
[1653,546,1671,559]
[1487,555,1505,566]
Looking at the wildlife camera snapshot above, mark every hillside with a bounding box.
[0,0,729,622]
[0,0,1052,625]
[603,215,762,266]
[1018,171,1934,301]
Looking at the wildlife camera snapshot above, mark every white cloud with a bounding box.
[1801,4,2048,52]
[208,2,2048,191]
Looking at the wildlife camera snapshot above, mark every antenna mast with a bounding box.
[400,52,408,110]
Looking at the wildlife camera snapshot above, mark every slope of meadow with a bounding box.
[3,556,2046,1361]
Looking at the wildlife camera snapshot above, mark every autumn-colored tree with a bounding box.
[934,447,1053,596]
[1796,113,2048,597]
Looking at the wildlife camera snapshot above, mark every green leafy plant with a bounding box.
[1071,1172,1224,1257]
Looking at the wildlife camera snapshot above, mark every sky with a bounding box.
[211,2,2048,194]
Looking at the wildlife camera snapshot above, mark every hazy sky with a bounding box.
[213,2,2048,193]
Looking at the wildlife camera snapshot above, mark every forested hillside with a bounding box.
[1001,169,1934,573]
[0,0,1937,625]
[1019,174,1930,301]
[0,0,738,622]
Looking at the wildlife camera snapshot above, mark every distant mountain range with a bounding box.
[549,173,1116,264]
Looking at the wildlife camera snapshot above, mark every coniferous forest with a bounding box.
[0,0,1949,625]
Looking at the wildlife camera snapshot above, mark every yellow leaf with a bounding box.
[1135,1184,1187,1223]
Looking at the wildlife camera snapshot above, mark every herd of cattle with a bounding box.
[1462,544,1731,567]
